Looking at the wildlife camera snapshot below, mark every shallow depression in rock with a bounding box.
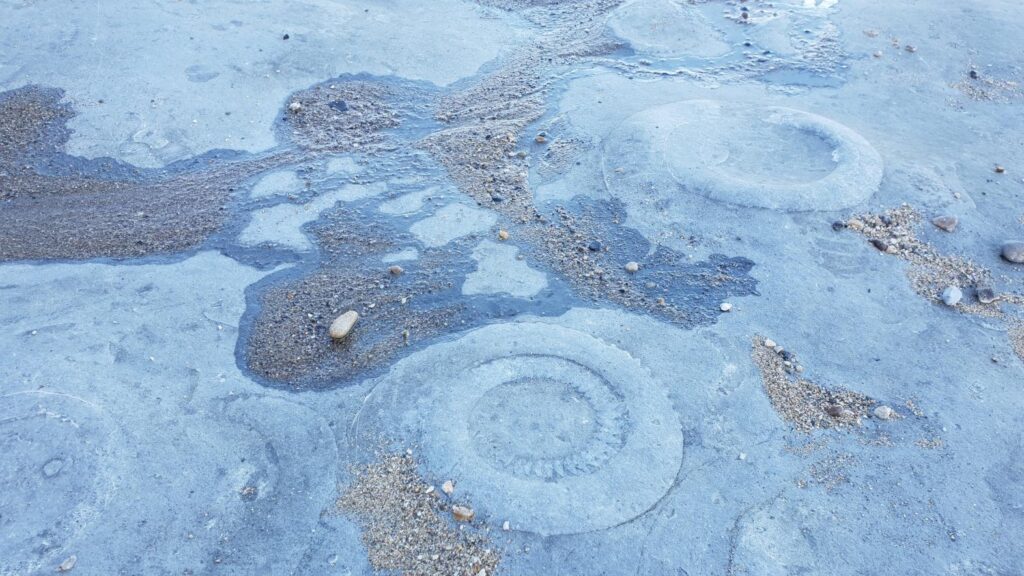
[603,100,883,212]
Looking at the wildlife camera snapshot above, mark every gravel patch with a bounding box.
[337,452,499,576]
[752,336,875,433]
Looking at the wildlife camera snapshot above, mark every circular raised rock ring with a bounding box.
[603,100,883,212]
[0,391,126,574]
[352,321,683,536]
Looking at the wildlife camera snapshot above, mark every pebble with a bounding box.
[498,230,509,241]
[1000,241,1024,263]
[442,480,454,494]
[870,238,889,252]
[931,215,958,232]
[42,458,64,478]
[588,240,602,252]
[388,265,404,276]
[846,218,864,231]
[58,556,77,572]
[502,520,511,531]
[624,261,639,273]
[763,338,777,348]
[720,302,732,312]
[977,287,996,304]
[941,286,962,306]
[831,220,846,232]
[452,505,474,522]
[994,165,1005,174]
[873,405,896,420]
[288,101,302,112]
[329,310,359,340]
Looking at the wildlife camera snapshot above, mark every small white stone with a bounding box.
[329,310,359,340]
[941,286,962,306]
[720,302,732,312]
[738,452,747,461]
[625,261,639,273]
[58,556,77,573]
[502,520,511,531]
[442,480,454,494]
[288,101,302,112]
[874,405,896,420]
[763,338,777,349]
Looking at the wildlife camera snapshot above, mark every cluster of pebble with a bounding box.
[836,206,1024,314]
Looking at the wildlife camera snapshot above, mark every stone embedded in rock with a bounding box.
[931,215,958,232]
[388,265,404,276]
[625,261,639,273]
[1001,241,1024,263]
[329,310,359,340]
[442,479,454,494]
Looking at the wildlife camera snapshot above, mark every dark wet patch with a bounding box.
[237,12,757,390]
[240,196,571,391]
[277,76,432,153]
[0,85,292,261]
[522,197,758,327]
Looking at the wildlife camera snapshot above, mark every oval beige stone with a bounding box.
[330,310,359,340]
[452,504,474,522]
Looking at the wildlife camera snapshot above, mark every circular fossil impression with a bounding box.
[603,100,883,212]
[0,391,126,574]
[351,321,684,536]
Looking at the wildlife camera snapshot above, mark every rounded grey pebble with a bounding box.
[941,286,962,306]
[1001,241,1024,264]
[931,215,958,232]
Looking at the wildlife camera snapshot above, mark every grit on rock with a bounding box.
[337,452,499,576]
[844,205,1024,360]
[751,336,875,433]
[0,86,291,261]
[244,202,473,389]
